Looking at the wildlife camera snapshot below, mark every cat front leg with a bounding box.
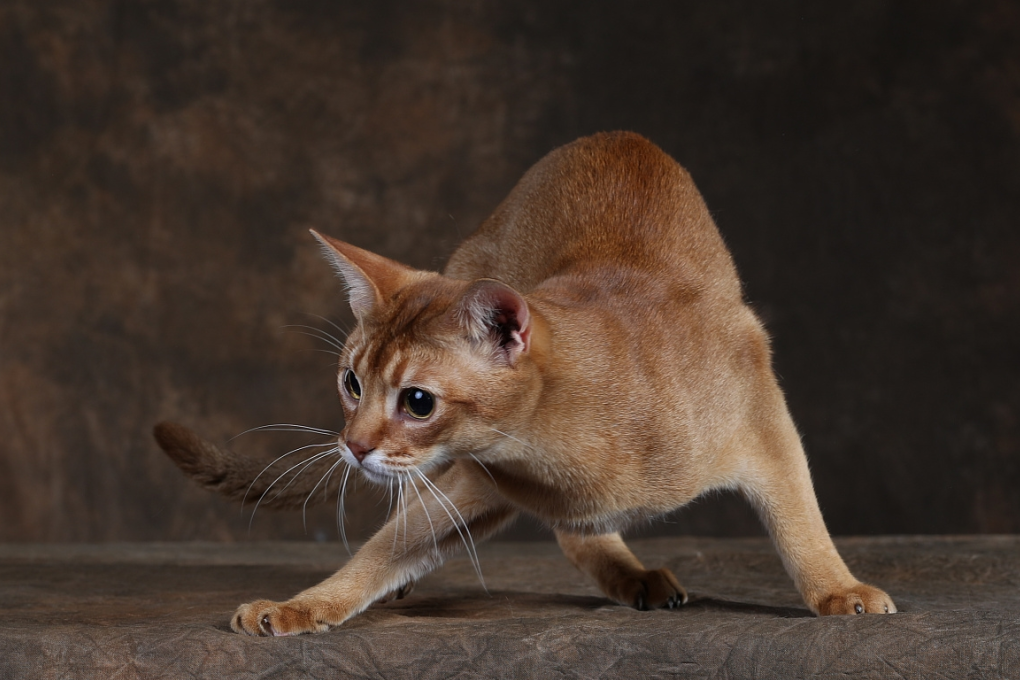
[232,461,516,636]
[555,530,687,610]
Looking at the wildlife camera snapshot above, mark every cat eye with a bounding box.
[342,369,362,401]
[402,388,434,419]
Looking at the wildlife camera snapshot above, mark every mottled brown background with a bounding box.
[0,0,1017,542]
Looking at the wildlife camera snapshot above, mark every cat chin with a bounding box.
[356,457,447,486]
[357,467,398,486]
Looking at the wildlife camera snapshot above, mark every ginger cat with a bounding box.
[155,131,895,636]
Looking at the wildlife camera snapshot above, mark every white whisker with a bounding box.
[286,329,345,352]
[385,477,395,520]
[413,468,485,590]
[307,348,342,358]
[283,324,346,351]
[407,472,440,557]
[319,453,344,505]
[303,313,351,341]
[248,448,338,530]
[242,440,339,510]
[272,448,339,499]
[489,427,528,448]
[303,455,347,531]
[231,423,339,441]
[401,472,410,554]
[391,476,404,558]
[336,466,353,555]
[468,453,498,488]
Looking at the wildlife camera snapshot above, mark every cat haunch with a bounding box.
[156,131,895,636]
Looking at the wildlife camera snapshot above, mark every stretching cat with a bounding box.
[155,131,895,636]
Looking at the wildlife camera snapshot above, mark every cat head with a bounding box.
[311,230,541,484]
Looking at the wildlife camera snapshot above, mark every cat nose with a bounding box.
[346,440,373,463]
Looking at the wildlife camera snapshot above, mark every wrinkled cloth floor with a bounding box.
[1,537,1017,679]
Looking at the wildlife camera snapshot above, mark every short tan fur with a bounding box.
[156,131,894,636]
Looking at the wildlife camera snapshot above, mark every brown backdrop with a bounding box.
[1,0,1017,542]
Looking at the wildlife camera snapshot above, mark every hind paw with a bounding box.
[815,583,896,615]
[607,567,688,611]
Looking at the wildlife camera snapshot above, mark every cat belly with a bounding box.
[484,467,686,535]
[547,507,668,536]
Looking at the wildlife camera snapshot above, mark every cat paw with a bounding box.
[231,599,334,636]
[375,580,416,604]
[608,567,688,611]
[814,583,896,615]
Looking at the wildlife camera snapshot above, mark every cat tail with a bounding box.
[153,422,341,510]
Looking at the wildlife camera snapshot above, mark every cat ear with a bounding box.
[309,229,413,319]
[457,279,532,365]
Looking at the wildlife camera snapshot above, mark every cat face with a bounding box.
[336,305,473,483]
[312,231,538,485]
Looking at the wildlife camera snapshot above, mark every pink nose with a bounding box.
[346,440,373,463]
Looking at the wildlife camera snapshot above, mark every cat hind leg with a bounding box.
[555,530,687,610]
[738,410,896,616]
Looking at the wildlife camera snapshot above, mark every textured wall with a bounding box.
[0,0,1017,542]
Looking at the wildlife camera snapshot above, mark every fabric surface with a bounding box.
[0,537,1017,679]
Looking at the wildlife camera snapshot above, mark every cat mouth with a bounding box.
[342,447,412,485]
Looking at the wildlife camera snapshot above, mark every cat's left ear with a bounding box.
[456,279,532,365]
[310,229,415,319]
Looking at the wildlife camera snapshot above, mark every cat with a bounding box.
[155,131,895,636]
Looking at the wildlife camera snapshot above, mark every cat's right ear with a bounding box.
[456,279,532,365]
[309,230,413,319]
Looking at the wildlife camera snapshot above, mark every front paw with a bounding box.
[815,583,896,615]
[607,567,688,611]
[231,599,334,636]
